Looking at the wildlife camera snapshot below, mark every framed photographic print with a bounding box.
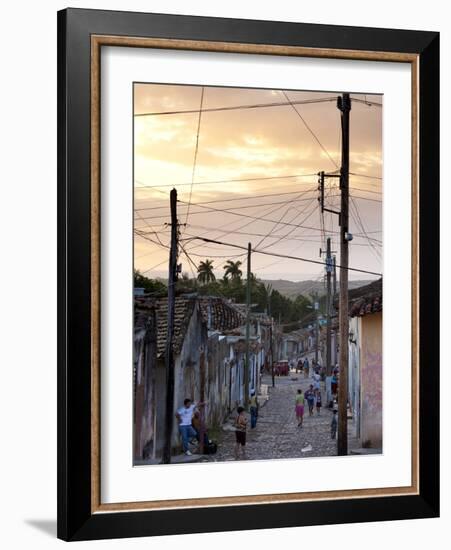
[57,8,439,542]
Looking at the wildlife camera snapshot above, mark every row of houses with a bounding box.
[279,278,383,450]
[133,294,272,462]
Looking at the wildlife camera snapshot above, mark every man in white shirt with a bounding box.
[175,398,198,456]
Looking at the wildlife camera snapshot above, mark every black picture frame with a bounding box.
[57,7,439,542]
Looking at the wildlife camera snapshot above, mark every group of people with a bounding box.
[295,385,322,427]
[295,357,326,381]
[176,390,259,460]
[295,357,310,378]
[294,364,323,428]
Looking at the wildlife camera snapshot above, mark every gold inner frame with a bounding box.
[90,35,419,514]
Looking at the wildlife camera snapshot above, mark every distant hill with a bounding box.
[260,279,376,299]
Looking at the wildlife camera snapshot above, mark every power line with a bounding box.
[179,243,199,278]
[135,195,332,222]
[183,222,381,238]
[134,96,338,117]
[134,187,317,211]
[351,97,383,108]
[349,172,382,180]
[250,194,318,250]
[175,200,383,242]
[183,235,382,277]
[139,257,168,275]
[351,186,382,195]
[282,90,339,170]
[181,250,247,259]
[135,211,166,248]
[182,191,308,257]
[349,197,382,246]
[135,231,170,250]
[134,172,319,190]
[350,194,382,203]
[177,227,379,247]
[175,198,338,233]
[259,199,319,251]
[349,197,382,264]
[184,87,205,227]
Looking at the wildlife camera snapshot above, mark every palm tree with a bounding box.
[197,260,216,284]
[223,260,243,281]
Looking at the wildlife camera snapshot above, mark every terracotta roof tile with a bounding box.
[135,296,197,357]
[348,278,382,318]
[198,297,245,331]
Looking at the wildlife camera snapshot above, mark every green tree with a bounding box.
[197,260,216,284]
[293,294,312,319]
[223,260,243,281]
[133,269,167,295]
[176,272,198,292]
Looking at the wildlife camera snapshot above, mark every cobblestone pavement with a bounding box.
[210,372,359,462]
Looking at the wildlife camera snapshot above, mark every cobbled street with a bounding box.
[210,371,358,462]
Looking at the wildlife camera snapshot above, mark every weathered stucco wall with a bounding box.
[360,311,383,448]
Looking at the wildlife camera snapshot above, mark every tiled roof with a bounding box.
[135,296,197,357]
[348,278,382,317]
[198,296,245,332]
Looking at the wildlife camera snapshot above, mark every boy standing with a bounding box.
[234,406,248,460]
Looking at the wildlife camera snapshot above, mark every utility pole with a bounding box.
[313,292,319,366]
[162,188,179,464]
[267,287,275,388]
[337,93,351,456]
[333,255,337,298]
[325,237,333,376]
[199,347,206,454]
[244,242,251,407]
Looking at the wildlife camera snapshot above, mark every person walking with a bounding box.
[249,390,259,429]
[312,370,321,394]
[295,389,305,427]
[296,358,303,374]
[305,385,316,416]
[316,391,322,415]
[331,408,338,439]
[331,367,339,396]
[303,357,309,379]
[234,406,248,460]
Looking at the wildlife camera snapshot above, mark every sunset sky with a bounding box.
[134,84,382,283]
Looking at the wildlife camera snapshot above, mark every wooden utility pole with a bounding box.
[325,237,333,376]
[313,292,319,366]
[337,93,351,456]
[244,242,251,407]
[199,347,206,454]
[162,188,179,464]
[333,255,337,298]
[267,288,275,388]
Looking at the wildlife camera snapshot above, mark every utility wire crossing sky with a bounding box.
[133,84,382,282]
